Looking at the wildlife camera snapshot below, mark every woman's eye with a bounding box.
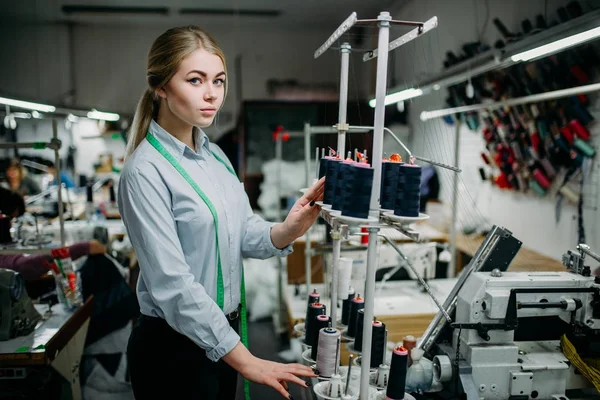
[189,78,201,85]
[214,78,225,86]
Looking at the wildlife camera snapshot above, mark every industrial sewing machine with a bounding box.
[418,226,600,400]
[0,269,42,341]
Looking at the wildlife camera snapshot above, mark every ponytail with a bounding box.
[125,89,156,159]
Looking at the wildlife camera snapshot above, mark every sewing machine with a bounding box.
[0,269,42,341]
[419,226,600,400]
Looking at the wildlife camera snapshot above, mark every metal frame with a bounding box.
[312,11,438,399]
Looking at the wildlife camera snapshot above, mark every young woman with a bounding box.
[118,26,323,399]
[3,159,41,196]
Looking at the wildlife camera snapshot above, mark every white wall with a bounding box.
[388,0,600,260]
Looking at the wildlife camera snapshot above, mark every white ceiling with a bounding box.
[2,0,404,29]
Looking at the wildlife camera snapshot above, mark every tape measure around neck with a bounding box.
[146,132,250,399]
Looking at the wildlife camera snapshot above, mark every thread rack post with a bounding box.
[311,9,439,399]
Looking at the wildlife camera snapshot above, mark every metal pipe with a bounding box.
[304,123,312,295]
[330,232,342,329]
[450,120,461,277]
[52,119,65,247]
[361,12,391,399]
[337,43,351,157]
[420,82,600,121]
[360,228,380,399]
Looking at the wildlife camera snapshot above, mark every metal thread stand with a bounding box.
[0,116,65,254]
[312,11,439,399]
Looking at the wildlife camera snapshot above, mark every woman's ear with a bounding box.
[156,87,167,99]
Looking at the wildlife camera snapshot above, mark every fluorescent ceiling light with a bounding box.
[511,26,600,62]
[0,96,56,113]
[369,88,423,108]
[87,109,120,121]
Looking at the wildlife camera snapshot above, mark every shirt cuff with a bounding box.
[206,326,241,362]
[266,224,294,257]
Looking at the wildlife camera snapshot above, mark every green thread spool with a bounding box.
[573,138,595,158]
[529,180,546,196]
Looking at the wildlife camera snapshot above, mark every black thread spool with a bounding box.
[305,303,326,346]
[86,183,94,203]
[347,295,364,338]
[354,309,366,352]
[0,214,12,244]
[310,314,331,360]
[341,288,355,326]
[380,161,400,210]
[370,320,387,368]
[323,158,341,206]
[318,157,329,179]
[386,346,409,399]
[332,160,354,211]
[305,289,320,327]
[341,163,374,219]
[395,164,422,217]
[109,181,116,203]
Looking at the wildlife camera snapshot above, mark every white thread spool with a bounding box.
[316,327,341,378]
[376,364,390,388]
[337,258,353,300]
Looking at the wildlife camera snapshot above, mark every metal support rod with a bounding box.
[368,12,391,214]
[420,82,600,121]
[0,142,52,149]
[52,119,65,247]
[578,244,600,263]
[379,235,452,322]
[450,120,461,277]
[304,124,312,295]
[360,228,380,399]
[330,231,342,330]
[337,43,351,157]
[275,135,286,339]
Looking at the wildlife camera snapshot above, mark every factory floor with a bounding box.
[238,318,310,400]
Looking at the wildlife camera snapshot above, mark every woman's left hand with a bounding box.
[271,178,325,249]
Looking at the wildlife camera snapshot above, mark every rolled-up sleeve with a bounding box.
[119,166,239,361]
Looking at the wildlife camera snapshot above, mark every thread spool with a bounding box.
[86,183,94,203]
[370,320,386,369]
[323,158,341,205]
[402,336,417,366]
[306,303,326,346]
[529,180,546,196]
[311,315,331,360]
[395,164,421,217]
[319,156,329,179]
[380,161,400,210]
[332,159,354,211]
[574,138,596,158]
[341,288,355,326]
[386,346,409,400]
[305,289,321,326]
[337,258,353,300]
[559,186,579,203]
[341,163,374,219]
[316,327,341,378]
[109,182,116,203]
[354,309,366,352]
[532,168,551,189]
[347,295,364,338]
[0,214,12,244]
[539,158,557,179]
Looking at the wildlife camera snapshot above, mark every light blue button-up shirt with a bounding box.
[118,120,293,361]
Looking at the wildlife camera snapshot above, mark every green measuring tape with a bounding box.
[146,132,251,399]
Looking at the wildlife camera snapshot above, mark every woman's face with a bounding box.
[158,48,226,128]
[6,166,20,182]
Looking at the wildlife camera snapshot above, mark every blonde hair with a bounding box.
[125,26,227,158]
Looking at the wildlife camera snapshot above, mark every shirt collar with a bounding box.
[148,120,211,160]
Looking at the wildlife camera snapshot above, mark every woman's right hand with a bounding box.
[239,357,315,398]
[223,342,316,398]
